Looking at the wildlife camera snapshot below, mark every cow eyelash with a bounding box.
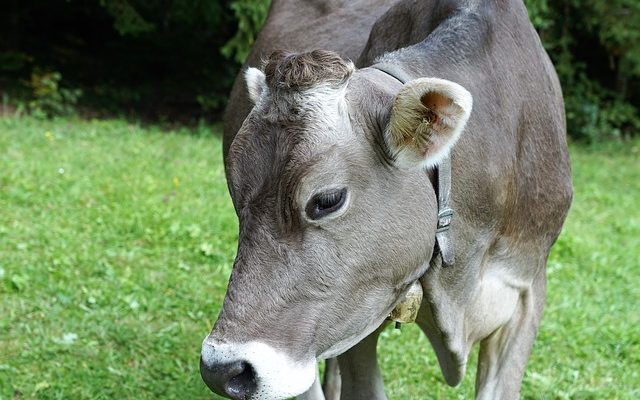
[305,188,347,220]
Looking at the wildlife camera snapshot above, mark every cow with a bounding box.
[202,0,573,399]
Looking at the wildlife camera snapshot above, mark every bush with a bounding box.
[222,0,271,64]
[28,70,82,118]
[525,0,640,142]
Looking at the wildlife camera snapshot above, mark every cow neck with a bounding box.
[372,63,455,267]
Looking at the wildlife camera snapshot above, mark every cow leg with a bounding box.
[475,267,546,400]
[322,358,341,400]
[337,325,387,400]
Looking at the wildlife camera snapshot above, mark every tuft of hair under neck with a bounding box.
[263,50,354,91]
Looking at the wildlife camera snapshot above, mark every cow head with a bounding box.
[201,50,472,400]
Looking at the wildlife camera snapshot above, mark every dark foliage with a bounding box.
[526,0,639,141]
[0,0,241,121]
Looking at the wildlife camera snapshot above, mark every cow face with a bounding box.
[201,50,472,400]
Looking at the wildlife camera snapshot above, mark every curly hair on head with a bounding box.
[263,49,354,90]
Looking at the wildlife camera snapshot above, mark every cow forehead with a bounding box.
[228,84,358,210]
[236,83,353,168]
[267,83,351,140]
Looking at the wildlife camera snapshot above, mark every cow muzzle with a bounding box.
[200,337,316,400]
[200,357,257,399]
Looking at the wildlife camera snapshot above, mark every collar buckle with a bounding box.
[436,208,454,232]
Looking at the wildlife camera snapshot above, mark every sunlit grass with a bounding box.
[1,116,638,399]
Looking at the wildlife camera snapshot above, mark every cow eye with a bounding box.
[305,188,347,220]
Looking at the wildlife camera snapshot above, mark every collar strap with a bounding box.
[434,156,454,266]
[371,63,414,86]
[371,63,455,267]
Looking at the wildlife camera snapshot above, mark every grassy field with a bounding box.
[1,116,638,399]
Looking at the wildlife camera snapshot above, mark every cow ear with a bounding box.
[245,67,267,104]
[386,78,472,168]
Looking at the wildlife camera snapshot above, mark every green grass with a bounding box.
[1,116,638,399]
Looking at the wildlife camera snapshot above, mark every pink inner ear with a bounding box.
[420,91,452,111]
[420,92,453,123]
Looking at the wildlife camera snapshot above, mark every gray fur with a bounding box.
[206,0,572,399]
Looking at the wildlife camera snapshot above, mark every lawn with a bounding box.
[1,116,638,399]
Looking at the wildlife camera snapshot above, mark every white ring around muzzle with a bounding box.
[201,337,317,400]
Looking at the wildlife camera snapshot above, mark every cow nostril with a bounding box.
[225,361,257,399]
[200,357,257,400]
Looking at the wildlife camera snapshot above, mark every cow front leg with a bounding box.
[475,269,546,400]
[322,358,341,400]
[337,324,387,400]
